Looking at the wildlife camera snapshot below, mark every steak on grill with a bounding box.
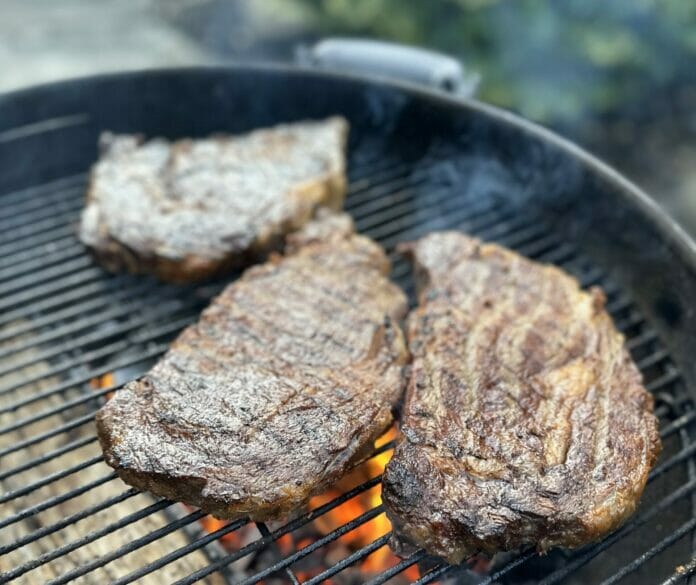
[80,117,348,283]
[382,232,661,564]
[96,211,409,520]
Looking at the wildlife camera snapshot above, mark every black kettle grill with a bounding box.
[1,41,695,585]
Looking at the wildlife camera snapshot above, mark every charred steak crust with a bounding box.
[96,212,409,520]
[80,117,348,283]
[381,232,661,564]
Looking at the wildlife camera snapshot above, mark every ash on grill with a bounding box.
[0,335,226,584]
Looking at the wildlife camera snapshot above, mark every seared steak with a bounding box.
[382,232,661,564]
[80,118,348,283]
[96,211,408,520]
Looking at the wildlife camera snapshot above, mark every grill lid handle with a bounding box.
[297,38,479,97]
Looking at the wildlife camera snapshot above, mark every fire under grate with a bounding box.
[1,142,695,585]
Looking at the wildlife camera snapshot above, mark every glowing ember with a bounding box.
[93,376,419,583]
[308,426,420,580]
[198,515,241,544]
[189,426,420,581]
[90,371,116,398]
[189,425,421,580]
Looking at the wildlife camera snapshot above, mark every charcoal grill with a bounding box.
[1,62,696,585]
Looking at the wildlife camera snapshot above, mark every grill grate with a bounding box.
[1,144,695,585]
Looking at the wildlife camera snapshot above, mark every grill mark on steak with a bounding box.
[381,231,661,564]
[189,268,396,368]
[80,118,348,283]
[96,211,409,520]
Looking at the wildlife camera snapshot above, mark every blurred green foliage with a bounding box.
[297,0,696,123]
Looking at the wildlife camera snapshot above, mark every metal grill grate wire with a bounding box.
[0,148,694,585]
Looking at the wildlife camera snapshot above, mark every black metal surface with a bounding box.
[1,67,696,584]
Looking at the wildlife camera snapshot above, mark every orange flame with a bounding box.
[193,426,420,580]
[193,425,420,580]
[198,515,240,544]
[92,380,418,583]
[308,426,420,580]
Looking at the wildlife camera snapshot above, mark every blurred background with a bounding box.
[2,0,695,234]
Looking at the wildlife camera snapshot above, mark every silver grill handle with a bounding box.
[297,38,479,98]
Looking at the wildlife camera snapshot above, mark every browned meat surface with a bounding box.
[96,211,408,520]
[382,232,661,564]
[80,118,348,283]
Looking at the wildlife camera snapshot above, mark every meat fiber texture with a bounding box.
[382,231,661,564]
[80,117,348,283]
[96,211,409,520]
